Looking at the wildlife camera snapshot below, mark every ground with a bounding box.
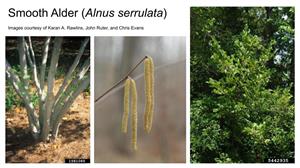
[6,79,90,163]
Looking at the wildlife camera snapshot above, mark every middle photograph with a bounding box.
[94,36,186,163]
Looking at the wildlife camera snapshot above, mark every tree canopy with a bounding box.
[190,7,294,163]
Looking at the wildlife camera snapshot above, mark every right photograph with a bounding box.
[190,7,294,163]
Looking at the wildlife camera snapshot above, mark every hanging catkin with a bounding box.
[130,78,138,151]
[148,57,154,132]
[120,56,155,150]
[144,56,154,133]
[121,77,131,133]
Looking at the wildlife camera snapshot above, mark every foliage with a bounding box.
[83,87,90,96]
[6,81,22,111]
[191,7,294,163]
[6,65,23,111]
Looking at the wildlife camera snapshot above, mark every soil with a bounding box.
[5,79,90,163]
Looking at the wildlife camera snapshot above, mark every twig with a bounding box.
[95,56,148,102]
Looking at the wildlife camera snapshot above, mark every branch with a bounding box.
[46,37,63,100]
[28,37,36,66]
[54,37,89,102]
[51,75,90,137]
[24,37,42,95]
[18,37,30,90]
[6,61,40,135]
[95,56,148,102]
[41,37,63,139]
[28,37,41,92]
[52,58,90,116]
[16,37,40,133]
[38,37,51,133]
[40,37,51,94]
[60,75,90,118]
[24,40,33,66]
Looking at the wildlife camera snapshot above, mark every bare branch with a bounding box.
[55,37,89,102]
[46,37,63,100]
[40,37,51,93]
[28,37,36,65]
[51,75,90,137]
[51,57,90,127]
[24,37,42,95]
[24,41,33,66]
[18,37,30,89]
[95,56,148,102]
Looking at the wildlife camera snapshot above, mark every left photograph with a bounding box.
[5,37,90,163]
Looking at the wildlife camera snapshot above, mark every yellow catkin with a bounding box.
[144,57,154,133]
[144,58,151,131]
[130,78,138,151]
[121,78,131,133]
[147,56,154,133]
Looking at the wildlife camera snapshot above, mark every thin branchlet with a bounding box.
[95,56,148,102]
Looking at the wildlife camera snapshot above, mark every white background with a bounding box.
[0,0,298,167]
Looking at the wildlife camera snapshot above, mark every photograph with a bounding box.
[190,7,295,163]
[94,36,186,163]
[5,37,90,163]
